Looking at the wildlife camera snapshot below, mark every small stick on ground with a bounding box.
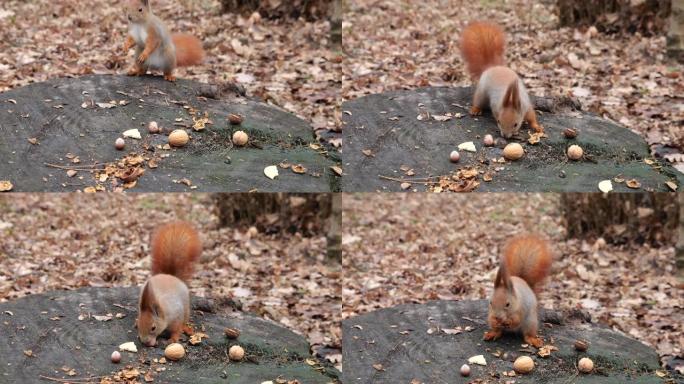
[44,163,107,171]
[378,175,439,185]
[39,375,105,383]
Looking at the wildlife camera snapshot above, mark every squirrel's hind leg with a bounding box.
[163,69,176,82]
[524,333,544,348]
[127,62,146,76]
[470,86,486,116]
[525,107,544,133]
[167,321,184,343]
[522,317,544,347]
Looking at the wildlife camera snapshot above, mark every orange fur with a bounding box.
[502,234,552,292]
[172,34,205,67]
[460,21,506,81]
[151,221,202,282]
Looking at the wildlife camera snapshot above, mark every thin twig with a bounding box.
[44,163,107,171]
[379,175,442,185]
[39,375,105,383]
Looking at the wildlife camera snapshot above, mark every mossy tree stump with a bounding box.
[0,287,339,383]
[343,300,672,383]
[0,75,339,192]
[342,87,683,192]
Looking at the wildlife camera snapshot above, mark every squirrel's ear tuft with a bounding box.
[503,81,521,111]
[494,266,504,288]
[141,0,150,8]
[140,281,154,310]
[495,261,513,291]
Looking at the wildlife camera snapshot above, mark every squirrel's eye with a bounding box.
[505,302,510,307]
[139,8,143,12]
[514,123,518,128]
[151,325,156,331]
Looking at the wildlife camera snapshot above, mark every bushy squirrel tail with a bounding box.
[173,34,205,67]
[460,21,506,80]
[501,234,552,292]
[151,221,202,281]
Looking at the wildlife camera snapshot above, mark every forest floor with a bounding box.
[0,194,341,369]
[0,0,340,146]
[343,0,684,169]
[342,193,683,367]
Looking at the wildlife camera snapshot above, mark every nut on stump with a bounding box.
[228,114,243,125]
[164,343,185,361]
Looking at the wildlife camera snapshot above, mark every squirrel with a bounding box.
[483,234,552,348]
[460,21,544,139]
[123,0,205,82]
[137,221,202,347]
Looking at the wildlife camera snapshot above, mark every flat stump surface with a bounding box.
[0,287,339,383]
[0,75,338,192]
[343,300,669,384]
[342,87,683,192]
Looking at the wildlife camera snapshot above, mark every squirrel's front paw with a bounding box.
[137,54,149,64]
[470,106,482,116]
[127,67,142,76]
[531,123,544,133]
[483,330,502,341]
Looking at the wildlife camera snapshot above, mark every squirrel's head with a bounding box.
[137,281,165,347]
[496,81,524,139]
[126,0,152,23]
[488,263,522,329]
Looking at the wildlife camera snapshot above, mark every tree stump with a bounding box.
[343,300,668,383]
[342,87,683,192]
[0,287,339,383]
[0,75,339,192]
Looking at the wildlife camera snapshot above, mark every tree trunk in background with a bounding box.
[560,193,679,246]
[668,0,684,61]
[330,0,342,48]
[677,193,684,285]
[556,0,672,35]
[326,193,342,263]
[213,193,333,236]
[220,0,335,20]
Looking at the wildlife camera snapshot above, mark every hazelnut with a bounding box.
[578,357,594,373]
[563,128,578,138]
[224,328,240,339]
[148,121,160,134]
[567,145,583,160]
[164,343,185,361]
[232,131,249,147]
[228,345,245,361]
[228,114,243,125]
[503,143,524,160]
[574,339,590,352]
[449,150,460,163]
[513,356,534,374]
[460,364,470,377]
[169,130,189,147]
[483,134,494,147]
[115,138,125,150]
[111,351,121,364]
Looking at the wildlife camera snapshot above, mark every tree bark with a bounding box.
[556,0,672,35]
[213,193,334,236]
[668,0,684,61]
[560,193,678,245]
[326,193,342,263]
[220,0,336,20]
[677,193,684,285]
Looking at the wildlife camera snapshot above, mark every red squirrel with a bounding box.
[137,221,202,347]
[484,234,552,348]
[460,22,544,138]
[123,0,205,82]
